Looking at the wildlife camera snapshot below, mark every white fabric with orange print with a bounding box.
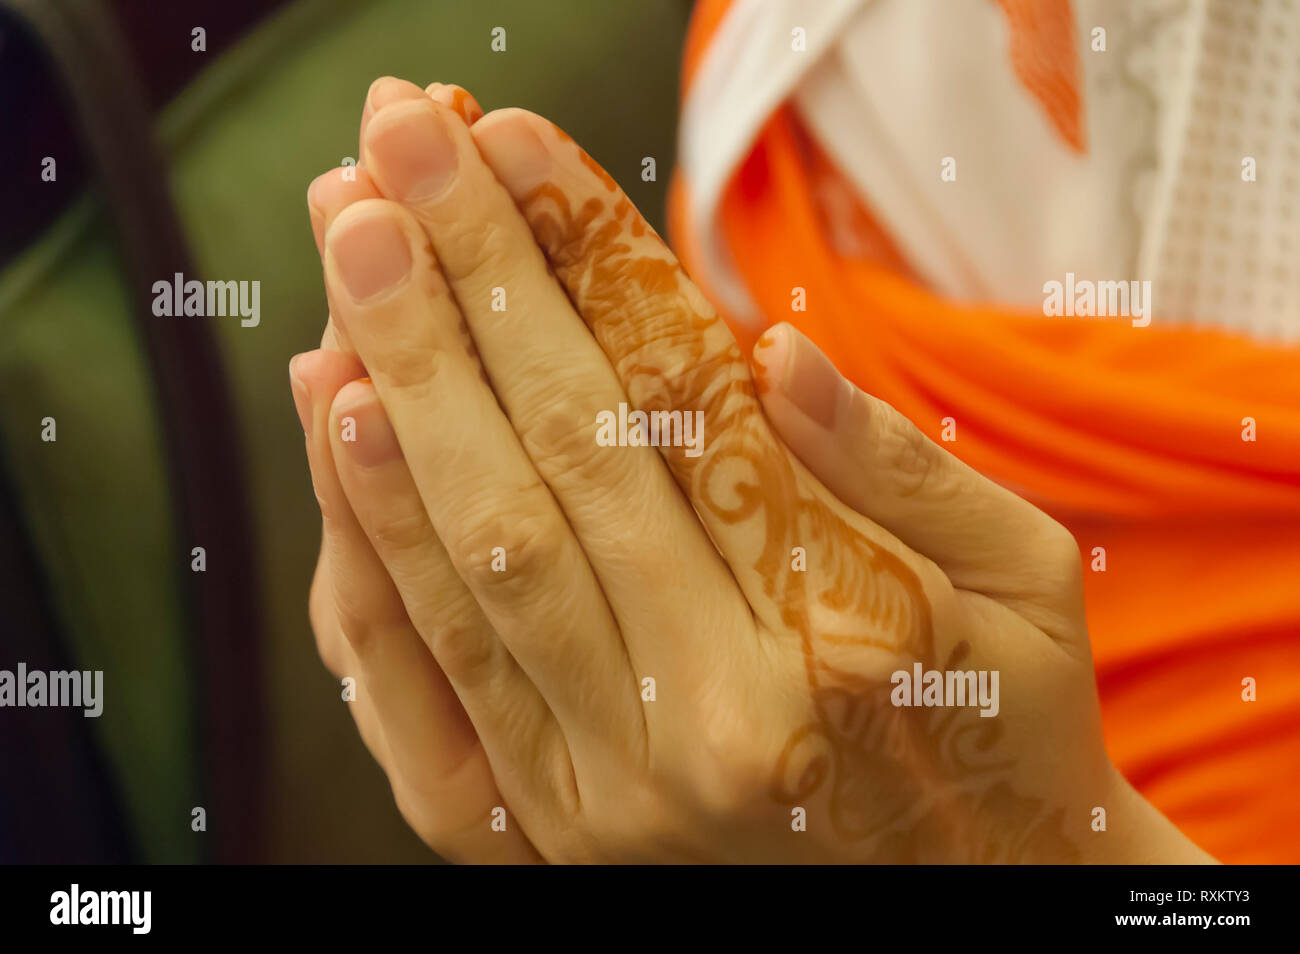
[679,0,1300,341]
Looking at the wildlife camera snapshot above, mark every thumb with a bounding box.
[750,322,1084,641]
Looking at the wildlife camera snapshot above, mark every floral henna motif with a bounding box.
[518,143,1078,861]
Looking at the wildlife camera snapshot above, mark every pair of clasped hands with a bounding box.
[290,77,1212,863]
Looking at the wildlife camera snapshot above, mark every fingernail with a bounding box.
[473,113,552,192]
[289,354,313,438]
[328,209,413,302]
[362,77,424,138]
[367,76,422,113]
[367,101,459,201]
[335,382,401,467]
[754,323,843,429]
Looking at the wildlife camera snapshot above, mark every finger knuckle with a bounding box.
[591,784,682,859]
[516,379,627,486]
[332,597,378,657]
[371,325,453,397]
[438,214,518,294]
[879,411,946,500]
[679,713,770,821]
[426,614,497,687]
[367,504,435,561]
[450,486,566,597]
[308,575,345,676]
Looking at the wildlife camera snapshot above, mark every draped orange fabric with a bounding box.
[670,0,1300,863]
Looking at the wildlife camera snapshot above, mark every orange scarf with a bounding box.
[670,0,1300,863]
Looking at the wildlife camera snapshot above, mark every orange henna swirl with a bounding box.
[517,153,1077,859]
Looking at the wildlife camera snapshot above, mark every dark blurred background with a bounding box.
[0,0,690,863]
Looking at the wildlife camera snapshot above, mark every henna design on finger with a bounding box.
[515,133,1079,861]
